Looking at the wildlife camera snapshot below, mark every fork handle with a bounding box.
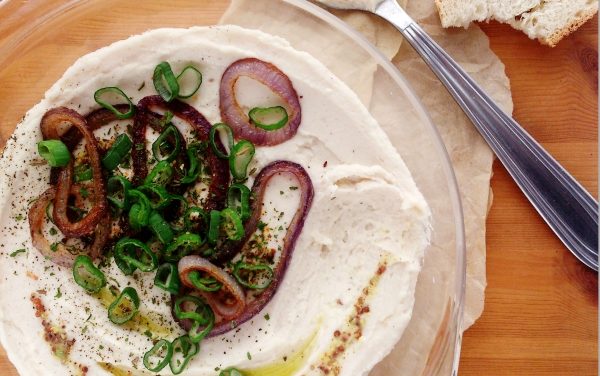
[376,3,598,270]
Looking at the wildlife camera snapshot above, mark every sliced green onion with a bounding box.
[189,313,214,343]
[164,233,204,262]
[94,87,135,119]
[149,211,174,245]
[208,210,221,245]
[114,238,158,272]
[167,195,190,233]
[114,252,135,276]
[221,208,244,241]
[169,335,199,375]
[74,164,93,182]
[72,255,106,293]
[180,144,203,184]
[173,295,212,324]
[188,271,222,292]
[152,124,181,163]
[144,160,174,186]
[127,190,152,231]
[219,368,245,376]
[209,123,234,159]
[108,286,140,324]
[138,184,172,210]
[230,140,255,182]
[102,134,132,171]
[154,263,181,295]
[233,262,273,290]
[249,106,288,131]
[183,207,207,232]
[143,338,173,372]
[107,175,132,209]
[153,62,180,102]
[173,295,214,343]
[176,65,203,99]
[227,184,251,221]
[37,140,70,167]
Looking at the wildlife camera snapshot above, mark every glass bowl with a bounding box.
[0,0,466,375]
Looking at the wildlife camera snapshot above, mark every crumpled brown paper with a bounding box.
[221,0,512,374]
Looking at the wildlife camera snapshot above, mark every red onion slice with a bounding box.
[40,108,108,238]
[220,58,301,146]
[179,161,313,337]
[28,187,110,267]
[178,256,246,322]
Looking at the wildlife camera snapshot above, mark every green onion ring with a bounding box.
[148,211,174,245]
[144,160,174,186]
[102,133,133,171]
[152,124,181,163]
[143,338,173,372]
[209,123,234,159]
[219,368,245,376]
[207,210,221,245]
[138,184,172,210]
[229,140,255,182]
[114,237,158,272]
[72,255,106,293]
[173,295,212,324]
[180,144,203,184]
[93,87,135,119]
[227,183,251,221]
[164,233,204,262]
[107,175,132,210]
[248,106,289,131]
[169,335,199,375]
[154,263,181,295]
[153,62,180,103]
[176,65,203,99]
[188,270,223,292]
[232,261,274,290]
[220,208,244,241]
[37,140,71,167]
[107,286,140,324]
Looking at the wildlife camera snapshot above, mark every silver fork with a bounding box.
[318,0,599,271]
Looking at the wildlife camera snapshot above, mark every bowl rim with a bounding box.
[0,0,467,374]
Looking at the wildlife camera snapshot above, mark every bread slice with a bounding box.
[435,0,598,47]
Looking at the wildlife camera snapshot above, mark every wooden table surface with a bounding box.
[0,3,597,376]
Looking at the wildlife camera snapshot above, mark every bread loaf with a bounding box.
[435,0,598,47]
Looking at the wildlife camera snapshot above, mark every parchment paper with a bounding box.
[221,0,513,373]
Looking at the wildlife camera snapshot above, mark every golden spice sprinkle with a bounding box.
[314,261,388,375]
[30,293,76,363]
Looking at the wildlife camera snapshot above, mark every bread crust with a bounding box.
[542,5,598,47]
[434,0,598,47]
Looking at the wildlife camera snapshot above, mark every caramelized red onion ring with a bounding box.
[178,256,246,321]
[176,161,313,337]
[50,105,132,185]
[220,58,301,146]
[28,187,110,267]
[40,108,107,238]
[135,96,229,210]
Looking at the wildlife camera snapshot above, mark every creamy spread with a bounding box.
[0,25,430,376]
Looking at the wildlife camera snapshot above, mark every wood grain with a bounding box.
[0,2,597,376]
[460,16,598,376]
